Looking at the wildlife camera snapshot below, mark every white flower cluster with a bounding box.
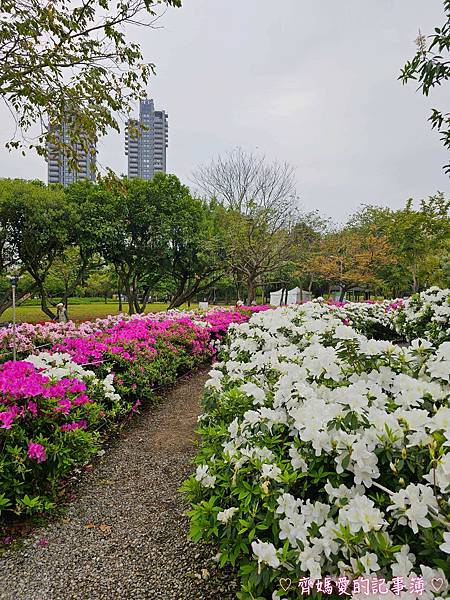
[25,351,98,380]
[25,351,120,401]
[395,287,450,344]
[195,300,450,599]
[194,464,216,488]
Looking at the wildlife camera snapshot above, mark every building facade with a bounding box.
[46,122,96,186]
[125,98,169,180]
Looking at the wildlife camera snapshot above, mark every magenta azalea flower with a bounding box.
[60,420,87,432]
[131,399,142,413]
[27,442,46,463]
[0,411,15,429]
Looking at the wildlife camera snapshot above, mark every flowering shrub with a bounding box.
[318,299,399,341]
[183,302,450,600]
[0,307,264,517]
[394,288,450,345]
[0,355,116,515]
[0,306,268,360]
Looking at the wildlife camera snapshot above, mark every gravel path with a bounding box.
[0,371,238,600]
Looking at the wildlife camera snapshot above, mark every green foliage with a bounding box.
[98,173,224,313]
[0,179,70,316]
[400,1,450,172]
[0,175,223,319]
[348,193,450,295]
[0,0,181,166]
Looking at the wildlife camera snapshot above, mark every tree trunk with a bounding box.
[339,287,346,302]
[0,289,34,320]
[139,285,154,313]
[39,286,56,319]
[411,266,418,294]
[118,286,123,312]
[128,288,136,315]
[122,281,135,315]
[169,275,222,309]
[61,257,90,309]
[246,276,256,305]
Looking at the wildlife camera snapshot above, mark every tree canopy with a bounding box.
[0,0,181,166]
[400,0,450,173]
[0,176,447,319]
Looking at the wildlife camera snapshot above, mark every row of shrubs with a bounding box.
[0,308,263,518]
[183,294,450,599]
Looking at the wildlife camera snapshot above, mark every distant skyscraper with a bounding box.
[125,98,169,180]
[46,122,96,186]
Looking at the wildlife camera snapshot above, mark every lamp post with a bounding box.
[9,276,19,362]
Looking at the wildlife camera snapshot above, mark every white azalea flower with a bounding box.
[439,532,450,554]
[217,507,238,524]
[339,495,385,533]
[251,540,280,570]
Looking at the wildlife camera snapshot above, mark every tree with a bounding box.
[350,194,450,294]
[60,180,112,304]
[0,179,70,318]
[45,248,86,299]
[84,266,117,302]
[99,176,166,314]
[193,149,299,304]
[0,0,181,165]
[166,199,225,309]
[388,195,450,293]
[98,173,222,314]
[292,211,330,292]
[400,1,450,173]
[306,229,395,301]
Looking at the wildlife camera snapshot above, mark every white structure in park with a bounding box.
[269,289,283,305]
[269,287,312,306]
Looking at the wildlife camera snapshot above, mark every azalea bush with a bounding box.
[183,302,450,600]
[0,307,264,517]
[0,354,120,516]
[0,306,267,360]
[394,288,450,345]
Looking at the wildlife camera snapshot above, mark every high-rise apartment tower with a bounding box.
[125,98,168,180]
[46,122,96,186]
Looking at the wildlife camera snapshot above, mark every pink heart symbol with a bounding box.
[431,578,443,592]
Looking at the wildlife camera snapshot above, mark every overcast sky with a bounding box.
[0,0,449,220]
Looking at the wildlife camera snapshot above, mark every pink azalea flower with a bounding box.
[54,399,72,414]
[0,411,16,429]
[131,399,142,413]
[60,420,88,432]
[27,442,46,463]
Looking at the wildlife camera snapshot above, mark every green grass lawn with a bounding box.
[1,301,200,324]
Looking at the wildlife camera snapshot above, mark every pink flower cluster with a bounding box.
[0,306,268,481]
[0,360,89,431]
[50,308,266,366]
[52,318,208,364]
[0,306,269,360]
[60,420,87,432]
[386,299,404,312]
[27,442,46,463]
